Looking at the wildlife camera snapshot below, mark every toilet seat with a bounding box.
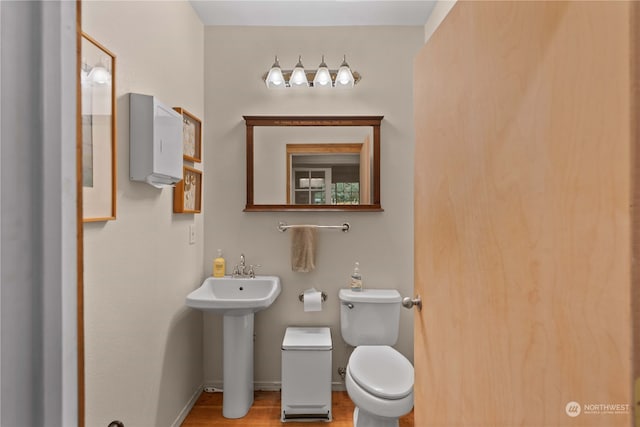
[348,346,413,400]
[345,366,414,420]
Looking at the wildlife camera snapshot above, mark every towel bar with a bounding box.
[278,221,349,232]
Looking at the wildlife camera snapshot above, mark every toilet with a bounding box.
[339,289,414,427]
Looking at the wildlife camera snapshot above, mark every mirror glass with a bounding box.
[81,33,116,221]
[245,116,383,211]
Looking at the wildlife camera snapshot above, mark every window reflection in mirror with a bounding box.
[287,143,367,205]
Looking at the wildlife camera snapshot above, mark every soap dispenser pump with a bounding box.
[350,262,362,291]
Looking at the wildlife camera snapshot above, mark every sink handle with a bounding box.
[248,264,261,278]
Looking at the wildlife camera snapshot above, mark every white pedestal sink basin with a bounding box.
[186,276,281,418]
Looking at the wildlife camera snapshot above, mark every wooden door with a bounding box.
[414,1,632,425]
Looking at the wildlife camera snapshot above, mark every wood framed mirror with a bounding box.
[80,32,116,221]
[244,116,383,211]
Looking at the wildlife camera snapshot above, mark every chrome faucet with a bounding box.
[232,253,246,277]
[232,253,260,278]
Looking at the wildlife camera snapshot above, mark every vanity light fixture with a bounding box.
[313,55,332,88]
[265,56,285,89]
[335,55,355,88]
[289,55,309,87]
[264,54,361,89]
[81,57,112,86]
[88,65,111,85]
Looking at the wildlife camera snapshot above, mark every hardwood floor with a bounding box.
[181,390,414,426]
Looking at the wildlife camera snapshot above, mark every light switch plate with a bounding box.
[189,224,196,244]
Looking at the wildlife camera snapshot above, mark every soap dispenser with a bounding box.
[213,249,226,277]
[350,262,362,291]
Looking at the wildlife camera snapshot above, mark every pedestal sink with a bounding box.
[186,276,281,418]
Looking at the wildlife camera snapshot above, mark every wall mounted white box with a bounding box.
[129,93,183,188]
[281,327,332,422]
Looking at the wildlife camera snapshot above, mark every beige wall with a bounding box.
[203,26,422,388]
[82,1,204,426]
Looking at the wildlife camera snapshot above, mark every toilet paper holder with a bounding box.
[298,291,328,303]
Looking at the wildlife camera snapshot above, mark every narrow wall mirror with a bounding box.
[244,116,383,211]
[80,32,117,221]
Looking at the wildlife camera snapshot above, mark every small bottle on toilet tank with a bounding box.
[350,262,362,291]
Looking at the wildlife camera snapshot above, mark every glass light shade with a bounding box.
[266,67,285,88]
[289,55,309,87]
[88,66,111,85]
[265,56,286,88]
[335,55,354,88]
[313,55,332,88]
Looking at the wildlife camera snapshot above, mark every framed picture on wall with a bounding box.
[81,32,117,222]
[173,107,202,163]
[173,166,202,214]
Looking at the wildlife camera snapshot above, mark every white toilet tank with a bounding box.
[339,289,402,346]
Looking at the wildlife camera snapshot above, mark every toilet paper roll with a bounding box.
[303,288,322,312]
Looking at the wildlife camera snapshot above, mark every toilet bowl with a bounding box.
[338,289,415,427]
[345,346,414,427]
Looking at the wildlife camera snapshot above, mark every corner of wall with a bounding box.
[424,0,457,43]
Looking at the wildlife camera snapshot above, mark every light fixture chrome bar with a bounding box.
[264,55,361,88]
[262,70,361,87]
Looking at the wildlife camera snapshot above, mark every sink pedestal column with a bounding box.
[222,313,254,418]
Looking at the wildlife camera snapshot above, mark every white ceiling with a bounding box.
[189,1,437,26]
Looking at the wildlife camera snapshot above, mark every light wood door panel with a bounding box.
[414,2,632,426]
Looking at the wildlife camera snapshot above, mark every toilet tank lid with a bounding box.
[338,289,401,303]
[282,327,332,350]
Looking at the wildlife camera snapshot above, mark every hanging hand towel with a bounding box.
[291,227,317,272]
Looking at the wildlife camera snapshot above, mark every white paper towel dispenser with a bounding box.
[129,93,182,188]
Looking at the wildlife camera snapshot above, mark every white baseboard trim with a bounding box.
[254,381,281,391]
[331,382,346,392]
[171,384,203,427]
[204,380,224,390]
[204,381,346,392]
